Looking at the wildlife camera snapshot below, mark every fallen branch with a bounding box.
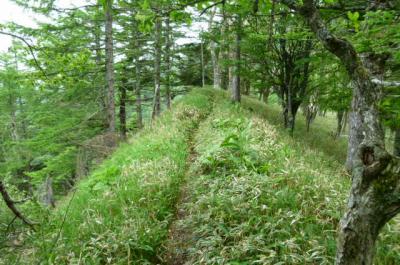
[0,181,36,230]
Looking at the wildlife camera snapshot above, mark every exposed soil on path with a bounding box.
[160,142,197,265]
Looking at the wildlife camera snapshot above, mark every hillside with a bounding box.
[2,88,398,264]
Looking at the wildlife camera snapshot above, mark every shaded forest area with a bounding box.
[0,0,399,264]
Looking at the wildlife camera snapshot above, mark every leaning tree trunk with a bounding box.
[279,1,400,264]
[152,16,162,119]
[105,0,116,133]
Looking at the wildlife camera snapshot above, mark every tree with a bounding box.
[104,0,116,133]
[278,0,400,263]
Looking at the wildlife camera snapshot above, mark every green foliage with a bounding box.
[175,90,400,264]
[0,89,212,264]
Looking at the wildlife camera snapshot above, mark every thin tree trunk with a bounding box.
[105,0,115,133]
[394,128,400,157]
[221,8,229,90]
[279,1,400,264]
[336,110,344,138]
[165,15,172,108]
[135,53,143,129]
[119,73,127,139]
[132,19,143,129]
[231,15,241,103]
[152,16,162,119]
[201,40,205,88]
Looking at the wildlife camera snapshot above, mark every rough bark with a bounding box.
[279,1,400,264]
[152,16,162,119]
[165,16,172,108]
[231,15,241,103]
[105,0,116,133]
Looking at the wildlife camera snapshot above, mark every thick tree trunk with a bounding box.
[165,16,172,108]
[152,16,162,119]
[231,15,241,103]
[346,110,364,170]
[105,0,116,133]
[279,1,400,264]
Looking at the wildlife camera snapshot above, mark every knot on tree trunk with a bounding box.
[358,143,391,185]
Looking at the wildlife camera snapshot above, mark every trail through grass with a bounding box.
[2,88,399,264]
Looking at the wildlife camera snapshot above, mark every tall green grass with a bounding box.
[1,89,212,264]
[176,91,399,264]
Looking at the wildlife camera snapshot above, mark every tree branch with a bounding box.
[0,31,48,79]
[0,181,36,230]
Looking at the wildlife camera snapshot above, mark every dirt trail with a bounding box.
[160,104,213,265]
[161,141,197,265]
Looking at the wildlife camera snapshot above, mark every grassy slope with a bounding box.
[2,89,212,264]
[3,88,399,264]
[177,90,400,264]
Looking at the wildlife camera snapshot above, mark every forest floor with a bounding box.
[1,88,399,264]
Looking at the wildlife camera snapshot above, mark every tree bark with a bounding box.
[119,71,127,139]
[394,128,400,157]
[152,16,162,119]
[0,180,35,229]
[165,15,172,108]
[132,19,143,129]
[336,110,344,138]
[201,40,206,88]
[105,0,116,133]
[279,1,400,264]
[231,15,241,103]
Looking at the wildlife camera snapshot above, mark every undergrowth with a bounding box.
[1,89,212,264]
[2,88,399,264]
[176,91,400,264]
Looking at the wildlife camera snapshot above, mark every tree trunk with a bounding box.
[165,16,172,108]
[201,40,205,88]
[346,110,364,171]
[208,9,220,89]
[262,87,270,103]
[394,128,400,157]
[220,8,229,90]
[336,110,344,138]
[133,20,143,129]
[231,15,241,103]
[119,73,127,139]
[279,1,400,264]
[105,0,116,133]
[152,16,162,119]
